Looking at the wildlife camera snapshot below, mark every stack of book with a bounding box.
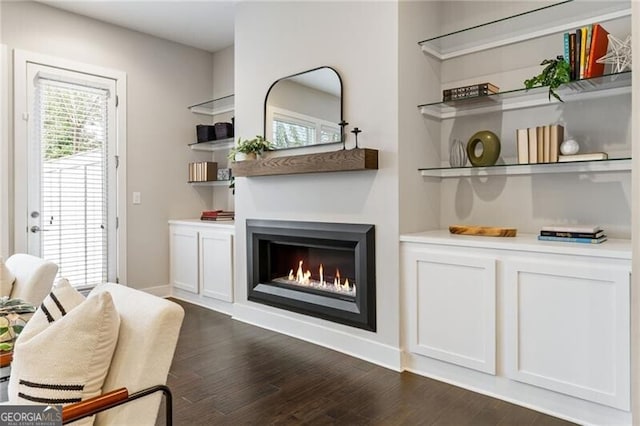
[538,225,607,244]
[189,162,218,182]
[442,82,499,102]
[200,210,234,221]
[563,23,609,81]
[516,124,563,164]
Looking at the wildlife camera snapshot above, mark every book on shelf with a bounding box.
[536,126,544,164]
[586,23,609,78]
[527,127,538,164]
[558,152,608,162]
[516,128,529,164]
[189,162,218,182]
[575,28,582,80]
[538,235,607,244]
[582,25,593,79]
[549,124,563,163]
[540,230,605,239]
[541,224,602,234]
[200,210,234,221]
[542,125,551,163]
[442,83,499,101]
[569,32,577,80]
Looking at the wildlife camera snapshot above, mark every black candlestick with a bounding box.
[351,127,362,149]
[339,120,349,150]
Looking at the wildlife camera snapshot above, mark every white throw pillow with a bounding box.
[0,257,15,297]
[8,279,120,424]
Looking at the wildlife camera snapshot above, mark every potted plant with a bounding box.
[228,136,273,161]
[524,56,571,102]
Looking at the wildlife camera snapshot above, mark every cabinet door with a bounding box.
[199,230,233,302]
[169,226,199,294]
[404,247,496,374]
[504,258,630,410]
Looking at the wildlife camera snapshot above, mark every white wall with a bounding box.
[233,1,401,368]
[0,1,214,289]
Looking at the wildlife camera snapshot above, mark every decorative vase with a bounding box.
[235,152,257,162]
[449,139,467,167]
[560,139,579,155]
[466,130,501,167]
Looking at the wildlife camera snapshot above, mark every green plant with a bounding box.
[228,136,274,160]
[524,56,571,102]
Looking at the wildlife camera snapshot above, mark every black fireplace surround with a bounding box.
[246,219,376,331]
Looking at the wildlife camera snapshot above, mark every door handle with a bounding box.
[30,225,40,233]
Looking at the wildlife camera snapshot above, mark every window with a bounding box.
[270,108,341,149]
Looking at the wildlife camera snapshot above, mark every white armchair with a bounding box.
[5,254,58,306]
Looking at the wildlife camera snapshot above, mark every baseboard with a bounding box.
[170,288,234,316]
[233,302,402,372]
[140,284,171,298]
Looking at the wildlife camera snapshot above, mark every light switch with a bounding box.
[133,192,141,205]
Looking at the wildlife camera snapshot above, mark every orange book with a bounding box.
[586,24,610,78]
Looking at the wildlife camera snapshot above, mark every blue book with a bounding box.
[563,32,570,65]
[538,235,607,244]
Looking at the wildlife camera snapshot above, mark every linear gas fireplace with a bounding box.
[246,220,376,331]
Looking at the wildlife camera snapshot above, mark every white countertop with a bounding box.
[400,229,631,260]
[169,218,235,229]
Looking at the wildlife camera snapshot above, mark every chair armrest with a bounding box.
[63,388,128,424]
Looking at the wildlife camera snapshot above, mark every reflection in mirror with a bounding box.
[264,66,342,150]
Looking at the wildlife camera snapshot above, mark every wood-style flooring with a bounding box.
[158,300,575,425]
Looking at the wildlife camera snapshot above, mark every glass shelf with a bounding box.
[418,71,631,120]
[188,94,235,115]
[418,0,631,60]
[419,158,631,178]
[188,138,234,152]
[188,180,231,187]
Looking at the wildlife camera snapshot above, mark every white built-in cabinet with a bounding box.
[401,231,631,412]
[169,220,234,306]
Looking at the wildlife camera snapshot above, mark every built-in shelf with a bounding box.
[232,148,378,177]
[188,94,235,116]
[418,72,631,120]
[418,1,631,60]
[420,158,631,178]
[188,138,234,152]
[188,180,231,187]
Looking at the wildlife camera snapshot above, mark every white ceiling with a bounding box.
[39,1,236,53]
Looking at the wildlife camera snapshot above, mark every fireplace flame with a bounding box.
[285,260,355,296]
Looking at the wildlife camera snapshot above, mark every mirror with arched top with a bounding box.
[264,66,343,150]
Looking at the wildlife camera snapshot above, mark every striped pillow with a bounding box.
[8,279,120,425]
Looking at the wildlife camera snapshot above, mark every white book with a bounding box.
[558,152,608,162]
[516,128,529,164]
[541,224,603,233]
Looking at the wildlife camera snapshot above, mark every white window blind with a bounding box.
[34,76,110,287]
[272,113,315,148]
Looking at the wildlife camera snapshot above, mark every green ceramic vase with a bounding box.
[466,130,501,167]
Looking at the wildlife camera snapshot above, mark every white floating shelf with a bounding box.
[188,94,235,116]
[419,2,630,60]
[420,159,632,178]
[189,138,234,152]
[188,180,231,187]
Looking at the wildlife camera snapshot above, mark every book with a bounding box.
[527,127,538,163]
[549,124,563,163]
[541,224,602,233]
[442,83,499,101]
[538,235,607,244]
[579,26,588,79]
[569,33,577,80]
[583,24,593,78]
[558,152,608,162]
[540,230,605,239]
[516,128,529,164]
[543,125,550,163]
[563,32,570,68]
[575,28,582,80]
[536,126,544,163]
[586,23,609,78]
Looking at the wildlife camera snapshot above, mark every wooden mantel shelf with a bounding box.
[232,148,378,177]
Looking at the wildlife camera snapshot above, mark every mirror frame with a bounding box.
[263,66,343,150]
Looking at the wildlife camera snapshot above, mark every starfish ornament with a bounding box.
[596,34,632,73]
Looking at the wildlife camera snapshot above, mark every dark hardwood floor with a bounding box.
[158,300,575,425]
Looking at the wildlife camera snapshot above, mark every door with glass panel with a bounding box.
[26,63,117,288]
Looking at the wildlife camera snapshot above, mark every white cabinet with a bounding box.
[401,231,631,413]
[405,248,496,374]
[504,258,630,410]
[169,220,234,305]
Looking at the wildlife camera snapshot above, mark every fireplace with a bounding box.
[246,220,376,331]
